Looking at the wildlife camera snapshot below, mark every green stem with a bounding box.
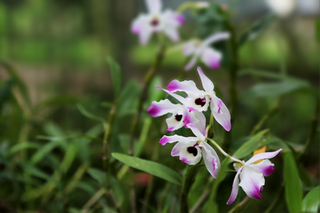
[298,96,319,160]
[250,99,280,136]
[190,177,213,213]
[228,196,250,213]
[223,17,239,151]
[102,99,121,212]
[103,99,117,187]
[142,144,160,213]
[207,138,243,165]
[264,186,284,213]
[157,182,171,212]
[180,165,199,213]
[129,43,166,156]
[127,44,166,213]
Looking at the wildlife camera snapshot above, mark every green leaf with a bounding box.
[233,129,269,159]
[20,162,61,188]
[284,152,303,213]
[241,79,310,99]
[0,61,32,108]
[302,186,320,213]
[36,95,80,110]
[77,104,107,124]
[316,19,319,43]
[87,168,105,186]
[112,153,182,185]
[107,57,121,97]
[30,140,65,165]
[110,175,124,206]
[7,142,40,156]
[0,79,13,112]
[238,13,276,47]
[117,80,141,117]
[60,143,77,173]
[148,76,164,103]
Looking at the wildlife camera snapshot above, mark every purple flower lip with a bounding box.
[195,98,206,107]
[187,146,198,156]
[150,18,159,26]
[146,104,159,117]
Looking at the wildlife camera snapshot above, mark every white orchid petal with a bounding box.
[146,0,162,14]
[210,96,231,131]
[154,85,186,104]
[166,114,184,132]
[179,143,202,165]
[162,9,184,26]
[183,41,197,56]
[163,26,179,42]
[171,142,183,156]
[139,27,153,45]
[246,149,282,165]
[147,99,180,117]
[250,160,275,176]
[203,32,230,46]
[185,54,198,71]
[167,80,202,94]
[197,66,214,93]
[174,13,185,25]
[159,135,197,146]
[200,47,222,69]
[239,166,265,200]
[190,111,207,136]
[227,168,241,205]
[186,123,206,141]
[200,142,220,178]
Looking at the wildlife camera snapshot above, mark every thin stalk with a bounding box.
[128,44,166,213]
[180,165,199,213]
[82,188,106,213]
[264,186,284,213]
[223,16,239,151]
[298,97,319,160]
[129,43,166,156]
[250,99,280,136]
[142,144,160,213]
[207,138,243,165]
[157,182,171,212]
[102,99,121,212]
[206,114,215,139]
[144,118,166,213]
[190,177,213,213]
[103,99,117,186]
[228,196,250,213]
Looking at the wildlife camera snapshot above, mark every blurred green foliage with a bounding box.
[0,1,319,213]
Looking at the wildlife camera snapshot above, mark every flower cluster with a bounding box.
[147,66,231,178]
[147,66,282,204]
[138,0,283,206]
[131,0,229,71]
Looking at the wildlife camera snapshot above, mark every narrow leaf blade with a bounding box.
[233,129,269,159]
[238,13,276,47]
[284,152,303,213]
[112,153,182,185]
[302,186,320,213]
[107,57,121,97]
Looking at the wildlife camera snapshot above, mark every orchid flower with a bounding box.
[131,0,184,45]
[183,32,230,71]
[147,86,206,134]
[227,149,282,205]
[168,66,231,131]
[160,123,220,178]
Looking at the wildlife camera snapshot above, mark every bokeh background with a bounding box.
[0,0,319,212]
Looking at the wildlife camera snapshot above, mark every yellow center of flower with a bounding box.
[253,145,266,164]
